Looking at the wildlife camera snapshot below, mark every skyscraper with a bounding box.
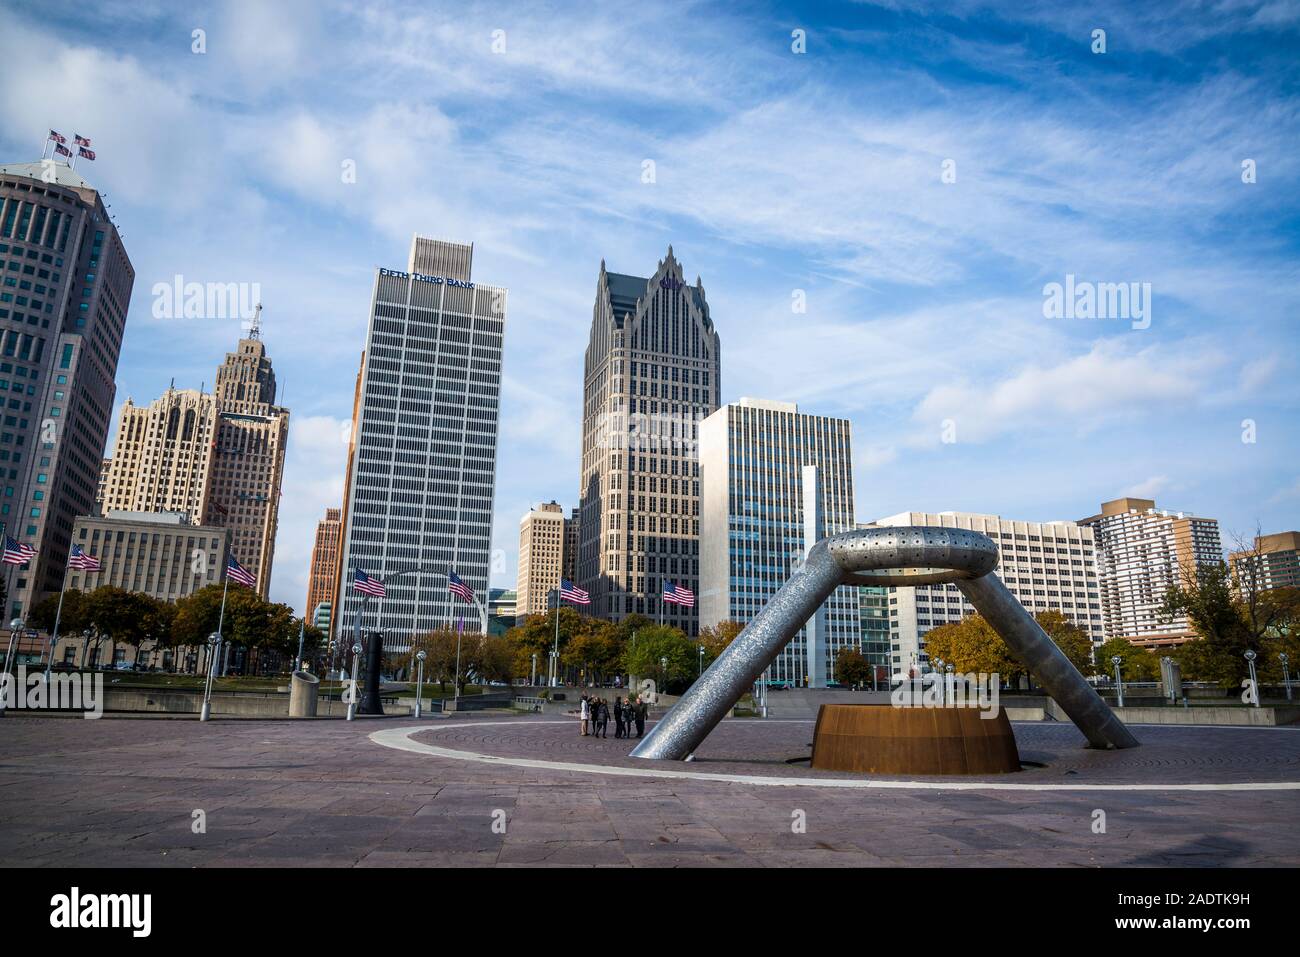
[577,248,720,634]
[1080,497,1223,648]
[100,387,218,519]
[698,398,857,685]
[306,507,343,628]
[100,325,289,598]
[517,500,565,617]
[204,327,290,595]
[871,510,1103,676]
[0,159,134,617]
[334,236,505,649]
[1230,531,1300,594]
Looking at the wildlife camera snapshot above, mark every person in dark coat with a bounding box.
[613,697,626,738]
[595,698,609,737]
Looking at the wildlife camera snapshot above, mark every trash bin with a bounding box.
[289,670,319,717]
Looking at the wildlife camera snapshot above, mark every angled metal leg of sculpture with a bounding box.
[630,525,1138,761]
[956,574,1137,750]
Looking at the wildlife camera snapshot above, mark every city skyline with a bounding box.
[2,1,1296,619]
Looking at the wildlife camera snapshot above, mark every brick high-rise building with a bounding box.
[517,500,565,617]
[99,324,289,599]
[1079,497,1223,648]
[204,327,290,596]
[0,158,134,617]
[1229,531,1300,595]
[577,248,720,634]
[306,507,343,628]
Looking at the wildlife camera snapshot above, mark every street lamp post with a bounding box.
[345,642,362,721]
[531,652,537,687]
[1111,655,1124,708]
[946,662,955,705]
[698,644,704,678]
[414,650,427,719]
[200,631,222,722]
[1281,652,1293,702]
[4,617,23,678]
[1244,649,1260,708]
[932,657,945,705]
[660,656,668,701]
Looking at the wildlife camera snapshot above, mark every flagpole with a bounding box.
[215,558,231,674]
[45,560,72,682]
[552,588,560,688]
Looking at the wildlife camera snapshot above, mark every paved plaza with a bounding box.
[1,713,1297,867]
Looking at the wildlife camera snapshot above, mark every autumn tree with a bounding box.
[1033,610,1095,675]
[698,620,744,670]
[833,647,873,688]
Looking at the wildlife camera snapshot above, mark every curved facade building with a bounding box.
[0,159,134,617]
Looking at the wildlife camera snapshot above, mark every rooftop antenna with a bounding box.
[245,302,263,340]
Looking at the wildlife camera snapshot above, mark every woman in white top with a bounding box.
[579,697,590,736]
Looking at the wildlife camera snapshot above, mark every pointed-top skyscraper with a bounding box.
[577,247,720,634]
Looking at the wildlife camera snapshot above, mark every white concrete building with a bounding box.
[870,510,1103,677]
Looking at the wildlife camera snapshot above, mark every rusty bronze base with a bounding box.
[810,704,1021,775]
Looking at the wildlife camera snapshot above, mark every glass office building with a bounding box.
[335,237,505,652]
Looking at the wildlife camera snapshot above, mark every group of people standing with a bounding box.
[579,694,647,739]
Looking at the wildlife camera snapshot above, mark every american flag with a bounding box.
[226,554,257,587]
[67,544,100,571]
[662,581,695,607]
[74,134,92,147]
[2,535,35,566]
[78,147,96,161]
[353,568,386,597]
[48,130,67,145]
[54,144,72,158]
[447,571,474,603]
[559,579,590,605]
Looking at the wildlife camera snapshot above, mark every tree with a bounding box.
[410,628,460,691]
[923,611,1096,686]
[1161,549,1300,688]
[921,616,1020,680]
[698,620,743,670]
[833,647,872,688]
[1096,637,1160,682]
[1033,610,1095,675]
[561,620,621,685]
[28,589,89,636]
[504,607,616,685]
[620,624,696,694]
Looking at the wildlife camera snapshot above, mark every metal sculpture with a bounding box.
[630,526,1138,760]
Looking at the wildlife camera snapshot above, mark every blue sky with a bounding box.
[2,0,1297,616]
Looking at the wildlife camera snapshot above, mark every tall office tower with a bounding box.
[96,457,110,513]
[203,327,290,597]
[305,507,343,628]
[577,248,720,634]
[871,511,1103,677]
[1230,531,1300,594]
[517,500,565,616]
[1080,497,1223,648]
[698,398,857,686]
[0,159,134,617]
[100,327,289,599]
[100,387,219,518]
[563,507,580,584]
[335,237,505,649]
[329,351,365,642]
